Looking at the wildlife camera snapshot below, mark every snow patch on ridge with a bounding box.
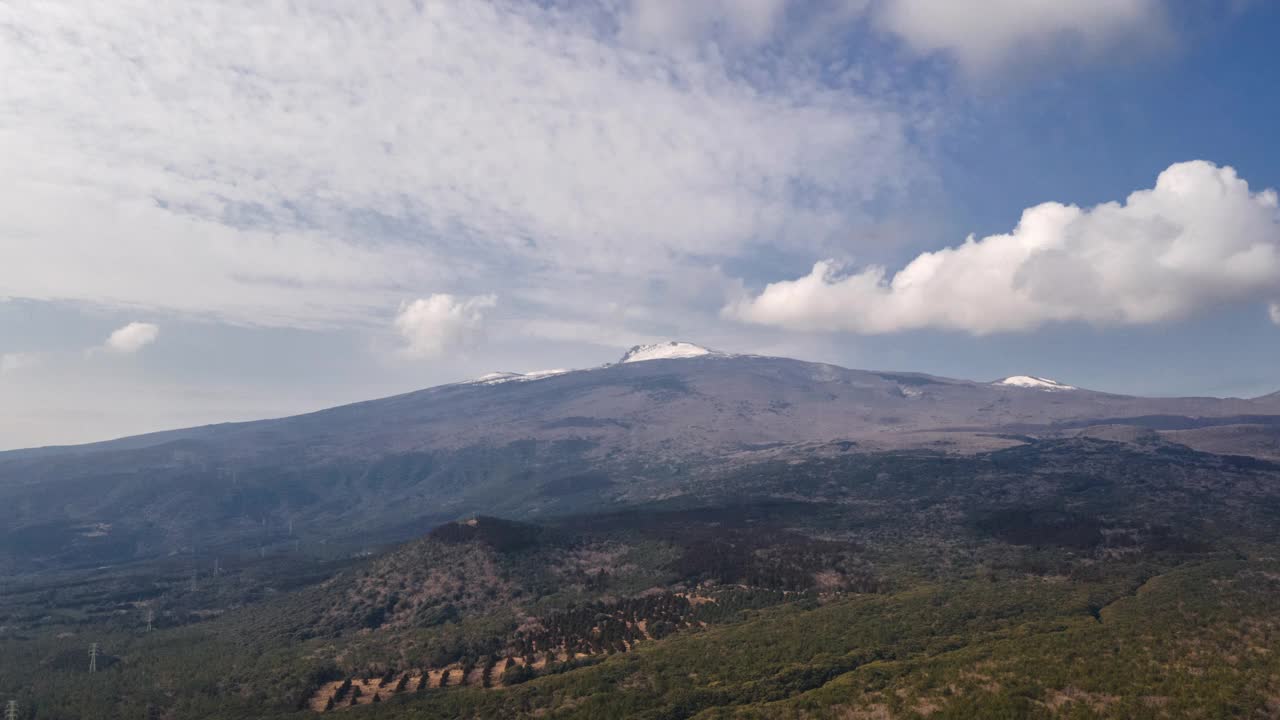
[996,375,1076,391]
[463,341,726,387]
[618,341,721,364]
[464,369,570,386]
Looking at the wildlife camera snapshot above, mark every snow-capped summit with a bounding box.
[618,341,721,364]
[995,375,1076,391]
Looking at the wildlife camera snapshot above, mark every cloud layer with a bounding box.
[395,295,497,358]
[730,161,1280,335]
[0,0,1187,342]
[0,0,916,330]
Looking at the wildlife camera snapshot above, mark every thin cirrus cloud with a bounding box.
[616,0,1169,73]
[728,161,1280,335]
[0,1,916,331]
[872,0,1166,73]
[395,295,498,359]
[105,322,160,354]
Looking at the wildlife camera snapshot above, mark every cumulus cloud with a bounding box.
[874,0,1165,72]
[1271,302,1280,326]
[729,161,1280,335]
[395,295,498,358]
[0,352,38,375]
[105,323,160,353]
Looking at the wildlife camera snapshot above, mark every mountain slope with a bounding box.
[8,349,1276,462]
[2,346,1278,573]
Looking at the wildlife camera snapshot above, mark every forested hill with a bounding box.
[3,437,1280,718]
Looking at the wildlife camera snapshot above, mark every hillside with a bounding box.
[4,435,1280,718]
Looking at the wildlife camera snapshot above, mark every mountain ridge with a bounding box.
[4,345,1279,459]
[3,345,1279,575]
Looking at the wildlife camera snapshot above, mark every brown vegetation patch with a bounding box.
[835,704,891,720]
[1043,688,1118,713]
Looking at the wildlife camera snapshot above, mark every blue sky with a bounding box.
[941,1,1280,234]
[2,0,1279,449]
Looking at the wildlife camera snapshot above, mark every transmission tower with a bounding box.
[89,642,99,673]
[190,568,198,593]
[6,700,18,720]
[145,607,154,632]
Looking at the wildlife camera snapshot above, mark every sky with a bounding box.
[2,0,1280,450]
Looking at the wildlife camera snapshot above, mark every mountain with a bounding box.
[4,344,1280,719]
[2,343,1278,573]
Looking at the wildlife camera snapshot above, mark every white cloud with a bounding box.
[105,322,160,353]
[729,161,1280,335]
[0,352,38,375]
[873,0,1165,72]
[395,295,497,358]
[0,1,916,328]
[616,0,1169,73]
[1270,302,1280,326]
